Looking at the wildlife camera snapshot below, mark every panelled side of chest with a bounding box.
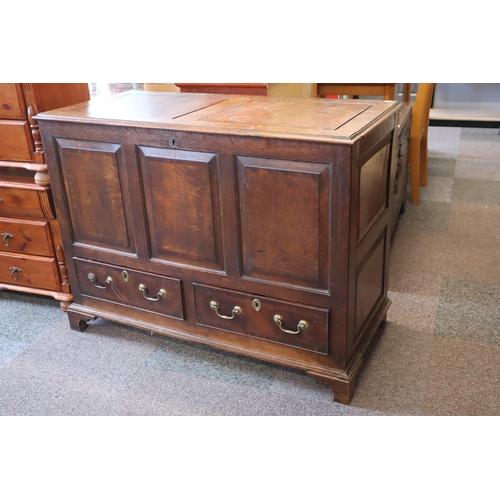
[392,105,412,232]
[342,115,397,373]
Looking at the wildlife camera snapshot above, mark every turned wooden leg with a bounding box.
[307,372,355,405]
[68,310,96,332]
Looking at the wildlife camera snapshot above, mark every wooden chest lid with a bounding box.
[36,90,400,144]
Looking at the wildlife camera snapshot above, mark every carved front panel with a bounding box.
[55,138,135,254]
[237,156,331,290]
[137,146,223,270]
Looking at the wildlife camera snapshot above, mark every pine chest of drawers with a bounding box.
[0,83,89,308]
[37,91,401,403]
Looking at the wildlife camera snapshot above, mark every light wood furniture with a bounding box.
[409,83,435,205]
[0,83,90,309]
[37,91,401,404]
[402,84,412,104]
[317,83,411,104]
[147,83,411,102]
[144,84,180,92]
[151,83,318,98]
[317,84,413,216]
[266,84,318,98]
[175,83,268,95]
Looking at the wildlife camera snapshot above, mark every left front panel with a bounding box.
[54,138,136,256]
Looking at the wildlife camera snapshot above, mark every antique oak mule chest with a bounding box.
[37,91,401,404]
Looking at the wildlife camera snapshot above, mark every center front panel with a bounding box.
[137,146,224,271]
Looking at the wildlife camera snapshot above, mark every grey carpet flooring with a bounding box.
[1,125,499,415]
[0,292,381,416]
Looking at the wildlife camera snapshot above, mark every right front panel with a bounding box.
[236,156,331,291]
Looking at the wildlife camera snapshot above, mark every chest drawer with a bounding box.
[0,217,54,256]
[193,283,329,354]
[0,185,45,219]
[0,251,60,290]
[0,120,33,162]
[0,84,25,120]
[74,258,184,320]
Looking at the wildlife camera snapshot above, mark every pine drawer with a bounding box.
[0,217,54,256]
[0,84,25,120]
[0,120,33,162]
[0,184,46,219]
[0,251,60,290]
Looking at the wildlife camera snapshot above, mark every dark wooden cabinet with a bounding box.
[37,91,401,403]
[392,104,412,232]
[0,83,90,308]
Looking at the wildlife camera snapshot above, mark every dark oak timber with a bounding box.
[37,91,401,404]
[392,105,412,233]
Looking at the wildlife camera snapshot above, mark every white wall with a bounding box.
[434,84,500,110]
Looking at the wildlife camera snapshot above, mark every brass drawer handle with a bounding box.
[9,266,22,280]
[273,314,309,335]
[139,284,166,301]
[210,300,242,320]
[1,232,13,247]
[88,272,113,289]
